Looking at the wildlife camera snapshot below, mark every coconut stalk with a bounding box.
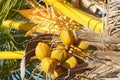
[2,20,36,31]
[0,51,37,59]
[43,0,103,33]
[0,51,24,59]
[2,20,60,34]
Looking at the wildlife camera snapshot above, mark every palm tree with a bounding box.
[1,0,120,80]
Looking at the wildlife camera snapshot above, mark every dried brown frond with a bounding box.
[104,0,120,37]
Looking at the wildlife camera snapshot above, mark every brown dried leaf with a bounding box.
[15,8,41,23]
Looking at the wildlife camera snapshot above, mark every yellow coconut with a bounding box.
[40,57,58,73]
[35,42,51,60]
[78,42,89,49]
[51,45,67,62]
[62,55,77,69]
[60,30,74,46]
[53,66,65,78]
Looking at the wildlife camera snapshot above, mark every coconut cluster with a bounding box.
[35,30,79,78]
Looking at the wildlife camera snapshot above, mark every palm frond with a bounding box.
[0,0,34,79]
[105,0,120,37]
